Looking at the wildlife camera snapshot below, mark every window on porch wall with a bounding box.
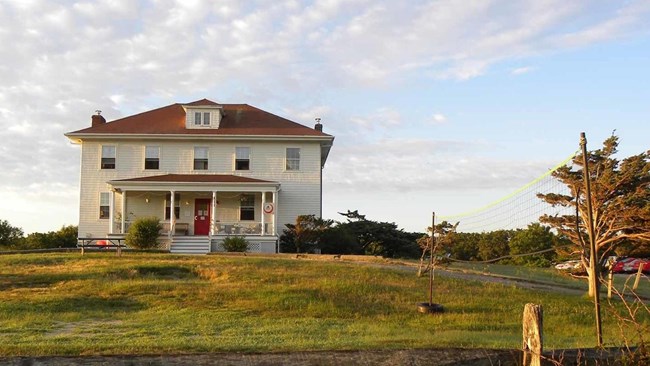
[99,192,110,219]
[165,193,180,220]
[240,194,255,221]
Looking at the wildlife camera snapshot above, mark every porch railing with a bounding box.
[214,222,274,236]
[113,220,274,236]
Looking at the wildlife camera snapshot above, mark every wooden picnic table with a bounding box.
[77,237,127,256]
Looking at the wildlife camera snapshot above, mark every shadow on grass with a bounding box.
[0,272,95,291]
[1,295,145,315]
[106,265,196,280]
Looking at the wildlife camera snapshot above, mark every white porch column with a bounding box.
[121,191,126,234]
[211,191,217,236]
[169,190,175,239]
[260,191,266,236]
[108,190,115,234]
[272,190,277,236]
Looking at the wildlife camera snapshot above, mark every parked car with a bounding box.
[611,257,650,274]
[554,260,585,274]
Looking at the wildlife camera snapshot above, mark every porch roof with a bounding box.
[108,174,280,192]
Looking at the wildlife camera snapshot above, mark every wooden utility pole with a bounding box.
[429,212,435,306]
[580,132,603,347]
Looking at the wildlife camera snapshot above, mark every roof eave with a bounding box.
[64,133,334,141]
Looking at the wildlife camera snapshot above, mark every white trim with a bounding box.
[169,190,175,239]
[211,191,217,237]
[108,190,115,234]
[121,191,126,234]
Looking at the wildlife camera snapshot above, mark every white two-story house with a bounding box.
[65,99,334,254]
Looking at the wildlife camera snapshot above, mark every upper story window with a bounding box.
[144,146,160,170]
[286,148,300,171]
[194,112,211,126]
[194,147,208,170]
[101,145,116,169]
[240,194,255,221]
[99,192,110,219]
[235,147,250,170]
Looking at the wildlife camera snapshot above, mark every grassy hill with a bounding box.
[0,253,644,356]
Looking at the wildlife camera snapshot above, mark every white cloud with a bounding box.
[325,138,561,192]
[511,66,534,75]
[349,108,402,131]
[431,113,448,124]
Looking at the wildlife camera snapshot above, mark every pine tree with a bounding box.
[538,135,650,296]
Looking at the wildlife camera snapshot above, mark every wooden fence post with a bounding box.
[523,303,543,366]
[608,270,613,299]
[633,263,644,291]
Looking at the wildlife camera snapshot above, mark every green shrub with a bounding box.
[222,236,249,252]
[126,217,162,249]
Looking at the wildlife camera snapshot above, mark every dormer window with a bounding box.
[184,104,222,129]
[194,111,211,126]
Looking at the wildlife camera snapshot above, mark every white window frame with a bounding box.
[235,147,250,171]
[99,192,110,219]
[144,145,160,170]
[194,146,209,170]
[194,112,202,126]
[239,194,255,221]
[286,147,300,171]
[101,145,116,169]
[202,112,210,126]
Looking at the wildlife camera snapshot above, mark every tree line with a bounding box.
[0,220,78,250]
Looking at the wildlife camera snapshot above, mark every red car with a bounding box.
[611,258,650,274]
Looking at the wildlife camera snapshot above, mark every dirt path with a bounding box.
[353,260,590,297]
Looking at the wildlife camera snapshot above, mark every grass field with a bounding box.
[447,261,650,298]
[0,253,646,356]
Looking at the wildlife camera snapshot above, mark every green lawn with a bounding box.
[0,253,646,356]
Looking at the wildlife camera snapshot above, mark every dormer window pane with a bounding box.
[101,145,115,169]
[145,146,160,170]
[203,112,210,125]
[194,146,208,170]
[194,112,202,125]
[235,147,250,170]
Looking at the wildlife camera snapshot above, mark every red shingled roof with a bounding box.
[68,99,331,137]
[111,174,276,184]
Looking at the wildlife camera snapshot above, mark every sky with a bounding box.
[0,0,649,235]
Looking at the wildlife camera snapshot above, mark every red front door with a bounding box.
[194,199,211,235]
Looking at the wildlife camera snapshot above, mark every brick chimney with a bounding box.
[91,110,106,127]
[314,117,322,132]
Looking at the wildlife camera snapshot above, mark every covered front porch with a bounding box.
[106,174,281,253]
